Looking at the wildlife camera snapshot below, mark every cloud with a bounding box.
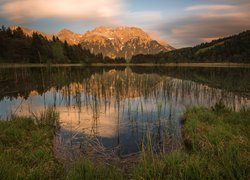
[0,0,123,21]
[117,11,163,29]
[125,11,162,23]
[148,31,170,45]
[185,5,235,11]
[158,3,250,48]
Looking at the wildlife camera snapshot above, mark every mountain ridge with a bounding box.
[10,26,174,59]
[80,26,174,58]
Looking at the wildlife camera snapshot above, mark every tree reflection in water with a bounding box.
[0,66,249,157]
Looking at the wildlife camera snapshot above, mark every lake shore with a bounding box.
[1,105,249,179]
[0,62,250,68]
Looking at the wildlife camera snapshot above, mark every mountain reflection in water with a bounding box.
[0,66,249,155]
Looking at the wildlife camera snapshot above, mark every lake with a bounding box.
[0,66,249,157]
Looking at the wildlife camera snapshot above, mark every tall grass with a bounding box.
[0,108,63,180]
[132,104,250,179]
[32,107,60,128]
[66,158,123,180]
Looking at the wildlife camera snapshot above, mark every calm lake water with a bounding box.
[0,66,249,156]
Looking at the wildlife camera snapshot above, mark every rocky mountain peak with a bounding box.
[57,28,82,44]
[84,26,151,43]
[58,28,75,35]
[81,26,173,59]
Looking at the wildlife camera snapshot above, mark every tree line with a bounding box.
[0,26,126,64]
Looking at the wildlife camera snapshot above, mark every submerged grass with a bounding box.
[0,104,249,179]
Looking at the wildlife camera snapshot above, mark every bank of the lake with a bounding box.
[133,104,250,179]
[0,108,63,179]
[0,63,250,68]
[0,108,123,179]
[0,105,249,179]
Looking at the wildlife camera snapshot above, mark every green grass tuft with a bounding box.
[66,158,124,180]
[0,108,63,180]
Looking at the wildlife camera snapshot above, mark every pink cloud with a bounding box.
[185,4,236,11]
[1,0,124,21]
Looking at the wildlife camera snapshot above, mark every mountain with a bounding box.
[10,26,173,59]
[80,27,174,59]
[131,30,250,63]
[57,28,82,45]
[10,26,53,40]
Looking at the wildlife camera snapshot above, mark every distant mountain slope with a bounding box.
[192,30,250,59]
[131,30,250,63]
[80,27,174,59]
[57,29,82,45]
[10,26,174,59]
[10,26,53,40]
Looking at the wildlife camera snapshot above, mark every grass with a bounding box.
[66,158,123,180]
[0,104,249,179]
[0,108,123,180]
[0,108,63,179]
[132,103,250,179]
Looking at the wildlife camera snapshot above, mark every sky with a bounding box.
[0,0,250,48]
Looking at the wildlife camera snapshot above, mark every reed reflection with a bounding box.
[0,67,249,155]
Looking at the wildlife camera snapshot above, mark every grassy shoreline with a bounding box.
[0,105,249,179]
[133,104,250,179]
[0,62,250,68]
[0,108,63,179]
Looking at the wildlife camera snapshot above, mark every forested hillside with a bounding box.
[131,30,250,63]
[0,26,126,64]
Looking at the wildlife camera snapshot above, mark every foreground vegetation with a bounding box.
[0,108,122,179]
[0,108,62,179]
[0,105,249,179]
[132,104,250,179]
